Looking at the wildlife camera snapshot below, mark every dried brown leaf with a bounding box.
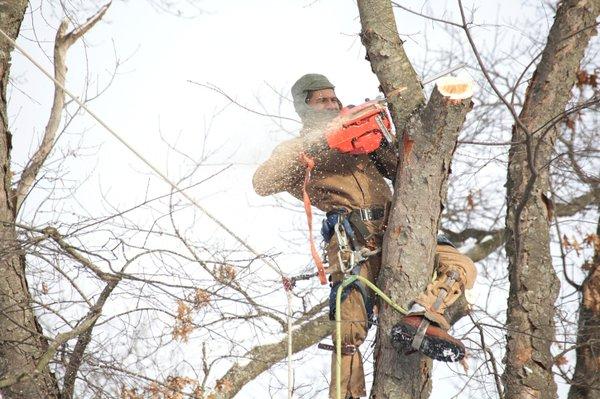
[466,192,475,210]
[554,355,568,366]
[173,300,195,342]
[193,288,211,309]
[576,70,589,87]
[215,378,233,393]
[541,193,554,221]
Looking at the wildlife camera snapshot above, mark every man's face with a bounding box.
[306,88,341,112]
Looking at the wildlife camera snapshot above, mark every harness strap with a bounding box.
[299,152,327,285]
[329,279,374,329]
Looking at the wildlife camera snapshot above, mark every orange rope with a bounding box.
[299,152,327,285]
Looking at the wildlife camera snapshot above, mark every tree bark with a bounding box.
[357,1,473,397]
[503,1,600,398]
[0,2,62,398]
[568,212,600,399]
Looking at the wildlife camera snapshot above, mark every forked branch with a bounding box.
[14,3,111,212]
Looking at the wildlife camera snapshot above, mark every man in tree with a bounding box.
[253,73,476,399]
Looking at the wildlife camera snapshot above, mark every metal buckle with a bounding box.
[317,343,357,356]
[411,318,429,350]
[359,208,372,221]
[334,221,355,274]
[343,344,357,355]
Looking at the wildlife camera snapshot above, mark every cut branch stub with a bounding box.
[436,76,474,100]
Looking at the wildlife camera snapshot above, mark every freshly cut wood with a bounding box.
[436,76,474,100]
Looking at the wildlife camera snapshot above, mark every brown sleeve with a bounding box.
[252,138,306,196]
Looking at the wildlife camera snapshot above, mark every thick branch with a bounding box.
[568,211,600,399]
[465,230,504,263]
[218,313,331,398]
[555,188,600,217]
[14,3,110,212]
[41,226,117,282]
[369,78,472,397]
[442,227,501,246]
[62,279,118,399]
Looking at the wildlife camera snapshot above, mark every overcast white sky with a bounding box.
[7,0,574,397]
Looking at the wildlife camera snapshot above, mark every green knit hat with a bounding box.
[291,73,335,120]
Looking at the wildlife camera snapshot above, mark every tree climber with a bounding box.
[253,73,477,399]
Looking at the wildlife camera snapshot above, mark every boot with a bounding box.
[391,315,465,362]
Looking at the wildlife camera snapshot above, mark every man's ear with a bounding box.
[305,90,313,104]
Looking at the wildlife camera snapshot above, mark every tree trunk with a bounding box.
[568,212,600,399]
[0,2,61,398]
[503,1,600,398]
[357,1,473,397]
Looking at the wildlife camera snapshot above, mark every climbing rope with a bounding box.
[335,275,408,399]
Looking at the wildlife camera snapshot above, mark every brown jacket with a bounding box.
[252,132,397,213]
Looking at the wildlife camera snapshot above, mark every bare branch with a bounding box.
[14,3,111,212]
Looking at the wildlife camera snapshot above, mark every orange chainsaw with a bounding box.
[324,99,394,154]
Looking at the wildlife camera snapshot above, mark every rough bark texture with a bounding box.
[357,0,424,130]
[0,2,61,398]
[503,1,600,398]
[357,1,472,397]
[568,213,600,399]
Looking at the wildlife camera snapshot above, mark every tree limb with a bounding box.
[218,313,332,399]
[14,2,111,212]
[502,0,600,396]
[357,3,474,397]
[62,279,118,399]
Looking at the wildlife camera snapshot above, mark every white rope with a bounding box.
[286,290,294,398]
[0,26,296,398]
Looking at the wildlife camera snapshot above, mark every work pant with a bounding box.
[327,220,382,399]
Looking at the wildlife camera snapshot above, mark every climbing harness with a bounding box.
[321,209,383,274]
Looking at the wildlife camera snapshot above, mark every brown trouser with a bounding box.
[326,225,476,399]
[327,220,382,399]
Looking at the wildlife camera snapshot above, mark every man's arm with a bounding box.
[252,138,306,196]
